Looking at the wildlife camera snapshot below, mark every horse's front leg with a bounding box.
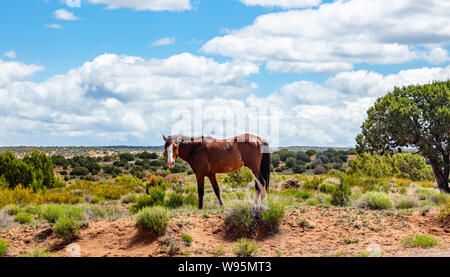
[196,174,205,209]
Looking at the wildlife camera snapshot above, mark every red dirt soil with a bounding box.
[1,207,449,257]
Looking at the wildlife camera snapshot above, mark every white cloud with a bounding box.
[0,59,44,87]
[87,0,191,11]
[0,53,258,145]
[202,0,450,74]
[422,46,450,64]
[44,24,63,29]
[150,37,175,46]
[2,53,450,146]
[65,0,81,8]
[238,0,321,8]
[53,9,79,20]
[4,51,17,59]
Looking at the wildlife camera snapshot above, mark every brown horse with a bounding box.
[163,134,271,209]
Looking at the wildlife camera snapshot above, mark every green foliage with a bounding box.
[3,204,22,216]
[224,167,254,187]
[402,234,438,248]
[14,212,33,224]
[183,192,198,207]
[53,215,81,237]
[261,201,285,231]
[165,192,184,209]
[0,151,56,191]
[331,181,351,206]
[298,217,314,229]
[180,233,193,246]
[349,152,434,181]
[42,205,66,223]
[135,206,170,236]
[319,182,336,194]
[130,187,166,213]
[225,201,256,237]
[281,189,312,199]
[20,245,53,257]
[356,81,450,192]
[396,197,419,209]
[233,238,258,257]
[0,238,8,256]
[359,191,393,210]
[71,166,89,176]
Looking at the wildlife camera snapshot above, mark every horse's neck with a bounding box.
[178,142,198,163]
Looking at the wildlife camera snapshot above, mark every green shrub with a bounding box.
[130,187,166,213]
[53,215,81,237]
[331,182,351,206]
[41,205,66,223]
[165,192,184,209]
[359,191,392,210]
[281,189,312,199]
[14,212,33,224]
[0,238,9,256]
[148,186,165,205]
[89,196,102,204]
[180,233,193,246]
[319,182,335,194]
[349,153,434,181]
[304,198,319,206]
[86,205,106,220]
[303,177,322,190]
[135,206,170,236]
[224,167,253,187]
[402,234,438,248]
[121,193,137,204]
[20,245,53,257]
[183,192,198,207]
[396,197,419,209]
[224,201,256,237]
[261,201,285,231]
[3,204,22,216]
[298,217,314,229]
[233,238,258,257]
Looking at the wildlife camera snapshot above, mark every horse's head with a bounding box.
[163,135,178,168]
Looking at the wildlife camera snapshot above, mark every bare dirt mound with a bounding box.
[1,207,449,257]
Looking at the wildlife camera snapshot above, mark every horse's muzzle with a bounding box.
[167,162,174,168]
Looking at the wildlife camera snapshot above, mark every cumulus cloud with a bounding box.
[53,9,79,20]
[150,37,175,46]
[0,53,258,145]
[2,52,450,146]
[87,0,192,11]
[0,59,44,87]
[238,0,321,8]
[4,51,17,59]
[202,0,450,74]
[422,46,450,64]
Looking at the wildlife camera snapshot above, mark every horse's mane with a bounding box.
[168,134,215,144]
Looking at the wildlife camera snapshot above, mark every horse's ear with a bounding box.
[163,135,168,141]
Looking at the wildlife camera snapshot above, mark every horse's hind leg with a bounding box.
[208,174,224,206]
[247,166,267,205]
[196,174,205,209]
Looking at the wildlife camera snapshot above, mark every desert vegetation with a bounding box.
[0,82,448,257]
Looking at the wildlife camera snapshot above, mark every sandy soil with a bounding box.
[1,207,449,257]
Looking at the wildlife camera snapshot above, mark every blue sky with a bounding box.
[1,0,450,147]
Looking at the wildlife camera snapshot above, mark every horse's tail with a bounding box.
[259,141,271,191]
